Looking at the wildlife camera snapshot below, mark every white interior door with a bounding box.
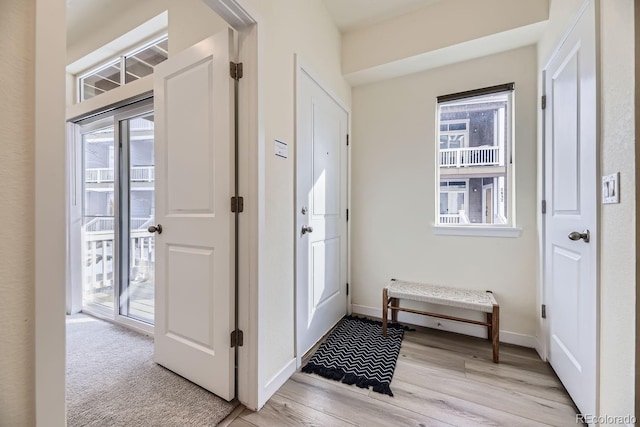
[153,29,235,400]
[544,1,597,417]
[296,66,348,358]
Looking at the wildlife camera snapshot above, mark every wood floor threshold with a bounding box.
[218,403,247,427]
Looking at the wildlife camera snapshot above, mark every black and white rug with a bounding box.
[302,316,405,396]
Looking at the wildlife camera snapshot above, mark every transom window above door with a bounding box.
[77,35,168,102]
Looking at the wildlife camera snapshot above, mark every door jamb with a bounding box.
[202,0,261,410]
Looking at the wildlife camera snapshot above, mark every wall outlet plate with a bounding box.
[602,172,620,204]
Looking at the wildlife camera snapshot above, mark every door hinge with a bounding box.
[541,304,547,319]
[346,209,349,221]
[231,329,244,347]
[541,200,547,214]
[231,196,244,213]
[346,283,349,296]
[346,134,349,146]
[541,95,547,110]
[230,62,243,80]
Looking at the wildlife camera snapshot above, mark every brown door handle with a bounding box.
[148,224,163,234]
[568,229,589,243]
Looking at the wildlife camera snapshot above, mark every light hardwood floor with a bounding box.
[224,323,581,426]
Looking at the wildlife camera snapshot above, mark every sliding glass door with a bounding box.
[121,113,155,323]
[82,123,116,310]
[79,100,155,327]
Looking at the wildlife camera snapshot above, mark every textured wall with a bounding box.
[0,1,36,425]
[598,0,636,417]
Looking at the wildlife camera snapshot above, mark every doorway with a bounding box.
[40,1,261,421]
[483,183,493,224]
[542,0,598,416]
[295,61,350,361]
[74,99,156,330]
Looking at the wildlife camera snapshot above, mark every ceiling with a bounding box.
[322,0,442,32]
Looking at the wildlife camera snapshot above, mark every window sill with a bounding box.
[432,225,522,238]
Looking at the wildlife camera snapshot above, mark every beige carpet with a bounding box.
[66,314,236,426]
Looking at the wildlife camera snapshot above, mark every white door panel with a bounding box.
[311,237,341,308]
[154,29,235,401]
[544,0,597,417]
[297,67,348,357]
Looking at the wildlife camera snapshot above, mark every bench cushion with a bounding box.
[386,280,497,313]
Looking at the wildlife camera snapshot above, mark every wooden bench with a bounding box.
[382,279,500,363]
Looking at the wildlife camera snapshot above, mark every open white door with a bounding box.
[296,65,349,358]
[153,29,235,400]
[544,1,597,417]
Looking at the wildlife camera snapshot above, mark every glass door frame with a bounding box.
[75,99,155,334]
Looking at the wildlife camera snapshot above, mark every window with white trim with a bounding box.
[436,84,514,226]
[78,35,168,102]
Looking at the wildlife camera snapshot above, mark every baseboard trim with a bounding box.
[534,336,545,360]
[351,304,537,349]
[259,358,296,409]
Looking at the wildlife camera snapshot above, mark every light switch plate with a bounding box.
[602,172,619,204]
[275,139,288,159]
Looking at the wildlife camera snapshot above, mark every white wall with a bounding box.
[167,0,228,55]
[67,0,168,64]
[238,0,351,407]
[598,0,635,417]
[342,0,548,77]
[538,0,637,418]
[0,2,36,424]
[35,0,68,422]
[351,46,538,343]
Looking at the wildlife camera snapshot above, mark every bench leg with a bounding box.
[492,305,500,363]
[486,313,493,341]
[391,297,399,322]
[382,288,388,336]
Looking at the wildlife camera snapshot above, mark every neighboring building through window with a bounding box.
[436,84,514,226]
[78,35,168,101]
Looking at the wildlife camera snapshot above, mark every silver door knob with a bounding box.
[568,229,589,243]
[301,225,313,235]
[148,224,163,234]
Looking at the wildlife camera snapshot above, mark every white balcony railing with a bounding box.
[439,210,470,224]
[82,229,155,291]
[85,168,114,183]
[440,146,500,168]
[85,217,153,232]
[130,166,155,182]
[86,166,154,183]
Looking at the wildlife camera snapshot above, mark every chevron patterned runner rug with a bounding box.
[302,316,405,396]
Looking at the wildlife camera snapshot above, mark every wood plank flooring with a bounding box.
[226,323,581,426]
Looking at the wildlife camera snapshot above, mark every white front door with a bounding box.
[296,66,349,358]
[153,29,235,400]
[544,1,597,417]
